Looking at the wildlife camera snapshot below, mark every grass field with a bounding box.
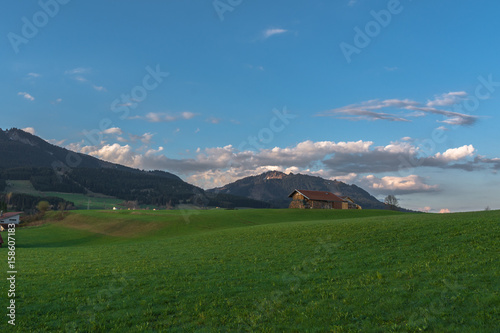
[4,180,124,209]
[1,209,499,332]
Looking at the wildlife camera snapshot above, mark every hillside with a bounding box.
[5,209,499,331]
[0,128,269,209]
[0,128,180,177]
[209,171,387,209]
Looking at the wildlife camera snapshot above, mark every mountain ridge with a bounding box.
[0,128,270,209]
[209,170,387,209]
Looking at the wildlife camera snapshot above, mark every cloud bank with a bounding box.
[65,135,497,193]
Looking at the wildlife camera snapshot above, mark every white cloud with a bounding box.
[206,117,221,124]
[27,72,41,78]
[307,171,358,183]
[181,111,197,120]
[47,138,66,146]
[263,28,288,39]
[439,116,474,126]
[188,165,293,189]
[361,175,439,194]
[74,76,88,83]
[66,137,498,190]
[420,206,432,213]
[18,92,35,101]
[102,127,123,135]
[439,208,451,214]
[51,98,63,105]
[406,106,477,126]
[434,145,475,161]
[427,91,467,107]
[320,93,478,126]
[81,143,139,167]
[22,127,36,135]
[65,67,90,75]
[93,85,107,92]
[138,133,154,144]
[142,112,198,123]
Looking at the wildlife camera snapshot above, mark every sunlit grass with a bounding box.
[2,209,498,332]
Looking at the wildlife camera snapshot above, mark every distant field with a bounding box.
[2,209,499,332]
[4,180,124,209]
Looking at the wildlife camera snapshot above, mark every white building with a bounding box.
[0,212,23,225]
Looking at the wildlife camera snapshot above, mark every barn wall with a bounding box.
[289,191,360,210]
[292,193,305,201]
[333,201,348,210]
[289,200,305,209]
[310,200,332,209]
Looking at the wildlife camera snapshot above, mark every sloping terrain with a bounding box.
[4,209,499,331]
[0,128,269,209]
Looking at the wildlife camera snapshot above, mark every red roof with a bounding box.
[0,212,23,220]
[289,189,345,202]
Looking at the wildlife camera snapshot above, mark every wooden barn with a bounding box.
[340,196,362,210]
[289,189,354,209]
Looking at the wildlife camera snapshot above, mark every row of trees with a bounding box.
[0,193,74,214]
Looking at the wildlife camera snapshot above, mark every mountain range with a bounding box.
[0,128,269,209]
[0,128,388,211]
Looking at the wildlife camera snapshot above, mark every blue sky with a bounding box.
[2,0,500,212]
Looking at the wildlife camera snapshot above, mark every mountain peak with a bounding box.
[262,170,288,180]
[4,128,41,147]
[209,171,386,209]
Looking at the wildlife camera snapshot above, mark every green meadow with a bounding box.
[1,209,499,332]
[4,180,124,209]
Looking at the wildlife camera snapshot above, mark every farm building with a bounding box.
[0,211,23,225]
[288,189,361,210]
[340,196,362,210]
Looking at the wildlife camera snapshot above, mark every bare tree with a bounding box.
[384,195,399,211]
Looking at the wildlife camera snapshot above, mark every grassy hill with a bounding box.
[4,180,123,210]
[2,209,499,332]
